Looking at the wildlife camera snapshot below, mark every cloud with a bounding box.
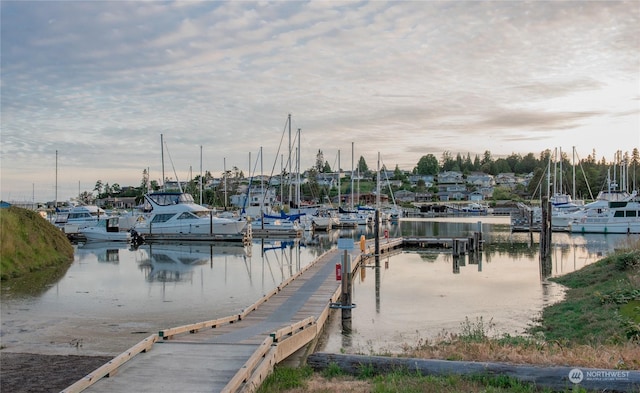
[1,1,638,201]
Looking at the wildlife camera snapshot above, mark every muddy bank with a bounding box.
[0,352,112,392]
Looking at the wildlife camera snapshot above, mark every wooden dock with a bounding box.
[61,235,481,393]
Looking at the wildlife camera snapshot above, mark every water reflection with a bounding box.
[76,241,123,264]
[135,243,248,283]
[320,218,632,355]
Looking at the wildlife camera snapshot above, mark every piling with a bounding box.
[540,196,552,260]
[453,239,459,258]
[341,249,352,333]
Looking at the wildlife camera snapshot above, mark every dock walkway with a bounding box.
[64,238,402,393]
[63,234,483,393]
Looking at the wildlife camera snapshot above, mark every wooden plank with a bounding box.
[239,347,279,393]
[220,337,274,393]
[61,334,159,393]
[274,325,318,363]
[158,314,241,339]
[271,316,315,342]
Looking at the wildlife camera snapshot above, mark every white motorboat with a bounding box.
[553,189,637,229]
[54,204,110,232]
[79,217,131,242]
[569,199,640,234]
[132,192,247,237]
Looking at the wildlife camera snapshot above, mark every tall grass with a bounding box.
[0,206,74,281]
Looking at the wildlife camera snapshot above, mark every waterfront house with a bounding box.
[495,173,518,189]
[394,190,416,203]
[466,172,494,187]
[438,171,464,184]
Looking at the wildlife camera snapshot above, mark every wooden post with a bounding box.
[452,239,459,258]
[540,196,552,277]
[473,232,480,253]
[540,196,552,261]
[341,249,352,333]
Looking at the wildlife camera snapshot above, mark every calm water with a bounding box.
[0,217,628,356]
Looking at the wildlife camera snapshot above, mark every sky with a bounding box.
[1,1,639,202]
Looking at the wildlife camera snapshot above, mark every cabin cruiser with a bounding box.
[132,192,247,236]
[54,204,110,232]
[552,189,637,230]
[569,198,640,234]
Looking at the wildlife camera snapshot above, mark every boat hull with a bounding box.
[81,229,131,242]
[569,221,640,234]
[134,219,247,236]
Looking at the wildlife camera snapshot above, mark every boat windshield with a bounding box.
[596,190,631,202]
[147,193,196,206]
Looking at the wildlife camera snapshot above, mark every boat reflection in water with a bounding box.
[76,241,123,264]
[137,242,250,282]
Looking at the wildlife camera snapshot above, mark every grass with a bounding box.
[0,206,74,281]
[258,238,640,392]
[529,245,640,345]
[259,366,594,393]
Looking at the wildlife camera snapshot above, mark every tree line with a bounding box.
[84,147,639,207]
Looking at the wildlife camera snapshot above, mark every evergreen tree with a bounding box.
[357,156,368,173]
[473,155,481,171]
[415,154,439,175]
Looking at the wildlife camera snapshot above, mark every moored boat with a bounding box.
[553,189,637,230]
[54,204,110,233]
[79,216,131,242]
[569,199,640,234]
[132,192,248,239]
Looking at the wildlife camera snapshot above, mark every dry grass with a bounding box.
[615,236,640,252]
[403,336,640,370]
[282,375,372,393]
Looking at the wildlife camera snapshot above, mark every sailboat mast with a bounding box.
[546,152,551,198]
[260,146,264,213]
[287,114,292,206]
[55,150,58,208]
[351,142,354,210]
[161,134,166,191]
[297,128,301,208]
[199,145,203,205]
[337,150,341,207]
[572,146,576,200]
[376,152,381,208]
[559,147,563,195]
[223,157,227,210]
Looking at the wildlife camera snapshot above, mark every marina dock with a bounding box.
[62,235,480,393]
